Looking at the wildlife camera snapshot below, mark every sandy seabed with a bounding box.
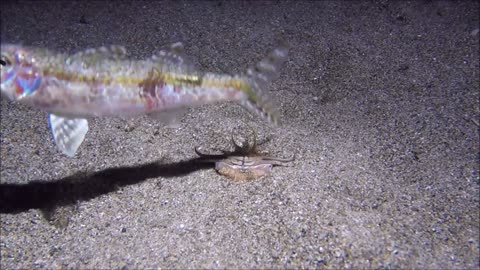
[1,1,478,269]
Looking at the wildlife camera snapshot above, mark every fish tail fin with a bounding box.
[240,42,289,126]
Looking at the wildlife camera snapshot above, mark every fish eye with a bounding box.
[0,55,12,66]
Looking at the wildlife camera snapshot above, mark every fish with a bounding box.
[0,42,288,157]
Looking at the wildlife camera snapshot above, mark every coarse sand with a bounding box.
[1,1,478,269]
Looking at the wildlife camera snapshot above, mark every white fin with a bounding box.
[148,108,187,128]
[241,42,289,125]
[49,114,89,157]
[151,42,197,74]
[65,45,128,67]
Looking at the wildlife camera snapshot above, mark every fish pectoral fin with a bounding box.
[49,114,89,157]
[148,108,188,128]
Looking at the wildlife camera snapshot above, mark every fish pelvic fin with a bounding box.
[49,114,89,157]
[240,42,289,126]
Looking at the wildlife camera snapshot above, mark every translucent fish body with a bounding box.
[0,43,288,156]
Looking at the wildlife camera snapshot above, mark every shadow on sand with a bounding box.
[0,157,213,214]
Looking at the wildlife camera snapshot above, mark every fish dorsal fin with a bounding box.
[65,45,128,68]
[150,42,197,73]
[49,114,89,157]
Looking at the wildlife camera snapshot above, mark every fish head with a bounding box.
[1,44,43,101]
